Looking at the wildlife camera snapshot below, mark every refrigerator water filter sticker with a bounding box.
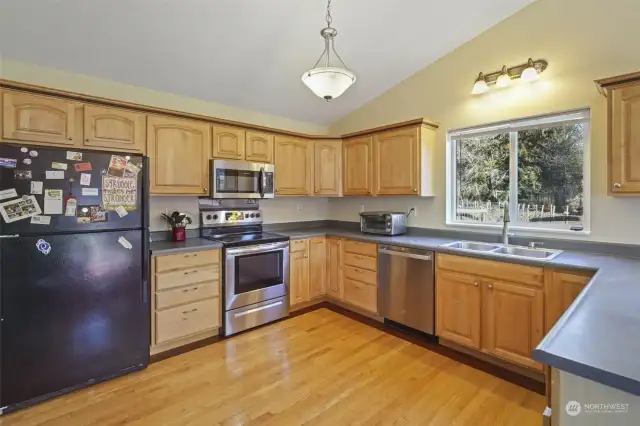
[51,162,68,171]
[44,190,63,215]
[45,170,64,180]
[36,239,51,255]
[0,195,42,223]
[31,181,43,195]
[102,176,136,211]
[0,188,18,201]
[117,236,132,250]
[0,158,17,168]
[74,162,92,172]
[31,216,51,225]
[80,173,91,186]
[66,151,83,161]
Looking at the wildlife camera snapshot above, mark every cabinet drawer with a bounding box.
[344,278,377,313]
[155,266,220,291]
[290,239,309,253]
[155,250,220,272]
[436,253,543,287]
[344,240,377,257]
[344,252,377,271]
[155,281,220,310]
[344,264,377,286]
[155,299,220,344]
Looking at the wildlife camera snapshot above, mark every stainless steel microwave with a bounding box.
[210,159,275,199]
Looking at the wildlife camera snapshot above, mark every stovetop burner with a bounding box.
[201,231,289,248]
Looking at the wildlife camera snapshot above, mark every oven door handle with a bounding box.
[226,241,289,256]
[259,167,266,198]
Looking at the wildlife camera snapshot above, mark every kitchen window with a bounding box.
[446,110,590,234]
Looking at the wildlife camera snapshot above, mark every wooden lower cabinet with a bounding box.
[289,248,310,306]
[309,237,326,299]
[482,280,543,370]
[435,271,481,349]
[289,237,326,307]
[544,269,593,333]
[151,249,222,355]
[326,238,344,300]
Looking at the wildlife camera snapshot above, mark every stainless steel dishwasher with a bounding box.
[378,245,435,334]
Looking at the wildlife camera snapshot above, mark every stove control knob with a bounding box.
[212,214,218,220]
[250,213,255,218]
[245,213,250,218]
[206,214,212,220]
[256,213,261,218]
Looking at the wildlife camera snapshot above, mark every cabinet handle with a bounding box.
[184,253,197,258]
[182,308,198,314]
[184,270,197,275]
[68,137,73,140]
[473,282,479,287]
[354,268,363,273]
[275,189,279,192]
[354,255,363,260]
[487,284,493,289]
[614,183,622,188]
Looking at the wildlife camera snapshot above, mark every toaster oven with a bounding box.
[360,212,407,236]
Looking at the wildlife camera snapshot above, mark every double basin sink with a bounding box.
[441,241,563,261]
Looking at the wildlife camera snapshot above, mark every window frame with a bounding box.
[446,109,591,236]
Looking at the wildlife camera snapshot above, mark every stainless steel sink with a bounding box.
[441,240,562,261]
[443,241,501,251]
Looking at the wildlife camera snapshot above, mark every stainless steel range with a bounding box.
[200,209,289,336]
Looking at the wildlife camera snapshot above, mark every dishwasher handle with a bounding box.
[379,248,432,261]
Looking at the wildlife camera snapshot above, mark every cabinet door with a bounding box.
[544,269,592,333]
[83,105,146,153]
[435,271,481,349]
[2,92,76,146]
[147,116,211,195]
[308,237,326,299]
[314,140,342,196]
[212,125,245,160]
[326,238,344,300]
[343,136,372,195]
[610,84,640,194]
[289,249,309,306]
[373,127,419,195]
[245,131,274,163]
[274,136,312,195]
[483,280,544,370]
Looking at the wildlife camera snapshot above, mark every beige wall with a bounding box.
[149,197,328,232]
[0,59,327,135]
[328,0,640,244]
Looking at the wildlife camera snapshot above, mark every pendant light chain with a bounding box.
[326,0,333,28]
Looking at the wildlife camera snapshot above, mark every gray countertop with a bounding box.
[150,238,222,254]
[275,227,640,396]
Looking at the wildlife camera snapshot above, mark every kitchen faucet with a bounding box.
[502,201,511,245]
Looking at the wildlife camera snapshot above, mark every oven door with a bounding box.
[211,159,275,199]
[225,241,289,310]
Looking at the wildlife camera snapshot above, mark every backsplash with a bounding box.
[149,196,329,231]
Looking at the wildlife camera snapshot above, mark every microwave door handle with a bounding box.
[259,167,266,198]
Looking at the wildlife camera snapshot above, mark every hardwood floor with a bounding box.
[1,309,545,426]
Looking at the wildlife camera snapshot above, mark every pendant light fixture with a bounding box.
[470,58,548,94]
[301,0,356,101]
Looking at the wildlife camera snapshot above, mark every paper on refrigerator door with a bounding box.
[117,236,132,249]
[0,188,18,201]
[31,181,43,195]
[44,189,63,215]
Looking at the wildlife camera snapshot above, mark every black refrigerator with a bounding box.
[0,144,149,412]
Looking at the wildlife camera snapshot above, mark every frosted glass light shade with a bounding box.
[496,72,512,88]
[471,79,488,95]
[301,67,356,101]
[521,65,540,82]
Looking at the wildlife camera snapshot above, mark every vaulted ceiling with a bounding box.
[0,0,535,125]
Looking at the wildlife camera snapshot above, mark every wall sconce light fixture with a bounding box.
[471,58,548,94]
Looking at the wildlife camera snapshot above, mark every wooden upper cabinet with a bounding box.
[609,82,640,194]
[212,125,245,160]
[374,127,420,195]
[314,140,342,196]
[343,136,372,195]
[274,136,312,195]
[147,116,211,195]
[326,238,344,300]
[544,269,593,333]
[309,237,327,299]
[435,271,481,349]
[2,91,77,146]
[83,105,146,153]
[245,131,274,163]
[482,280,543,371]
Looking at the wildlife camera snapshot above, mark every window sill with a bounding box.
[445,220,591,237]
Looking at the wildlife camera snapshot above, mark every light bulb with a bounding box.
[496,66,511,88]
[471,72,488,95]
[521,58,539,82]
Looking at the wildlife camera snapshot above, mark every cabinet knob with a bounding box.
[488,284,493,289]
[276,189,279,192]
[413,188,417,192]
[304,255,308,258]
[204,188,208,192]
[473,282,479,287]
[614,183,622,188]
[68,137,73,140]
[315,190,319,193]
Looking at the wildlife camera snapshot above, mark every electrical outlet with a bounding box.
[297,203,302,213]
[412,207,418,217]
[360,204,365,213]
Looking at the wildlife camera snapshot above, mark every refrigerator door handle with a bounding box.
[0,234,19,239]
